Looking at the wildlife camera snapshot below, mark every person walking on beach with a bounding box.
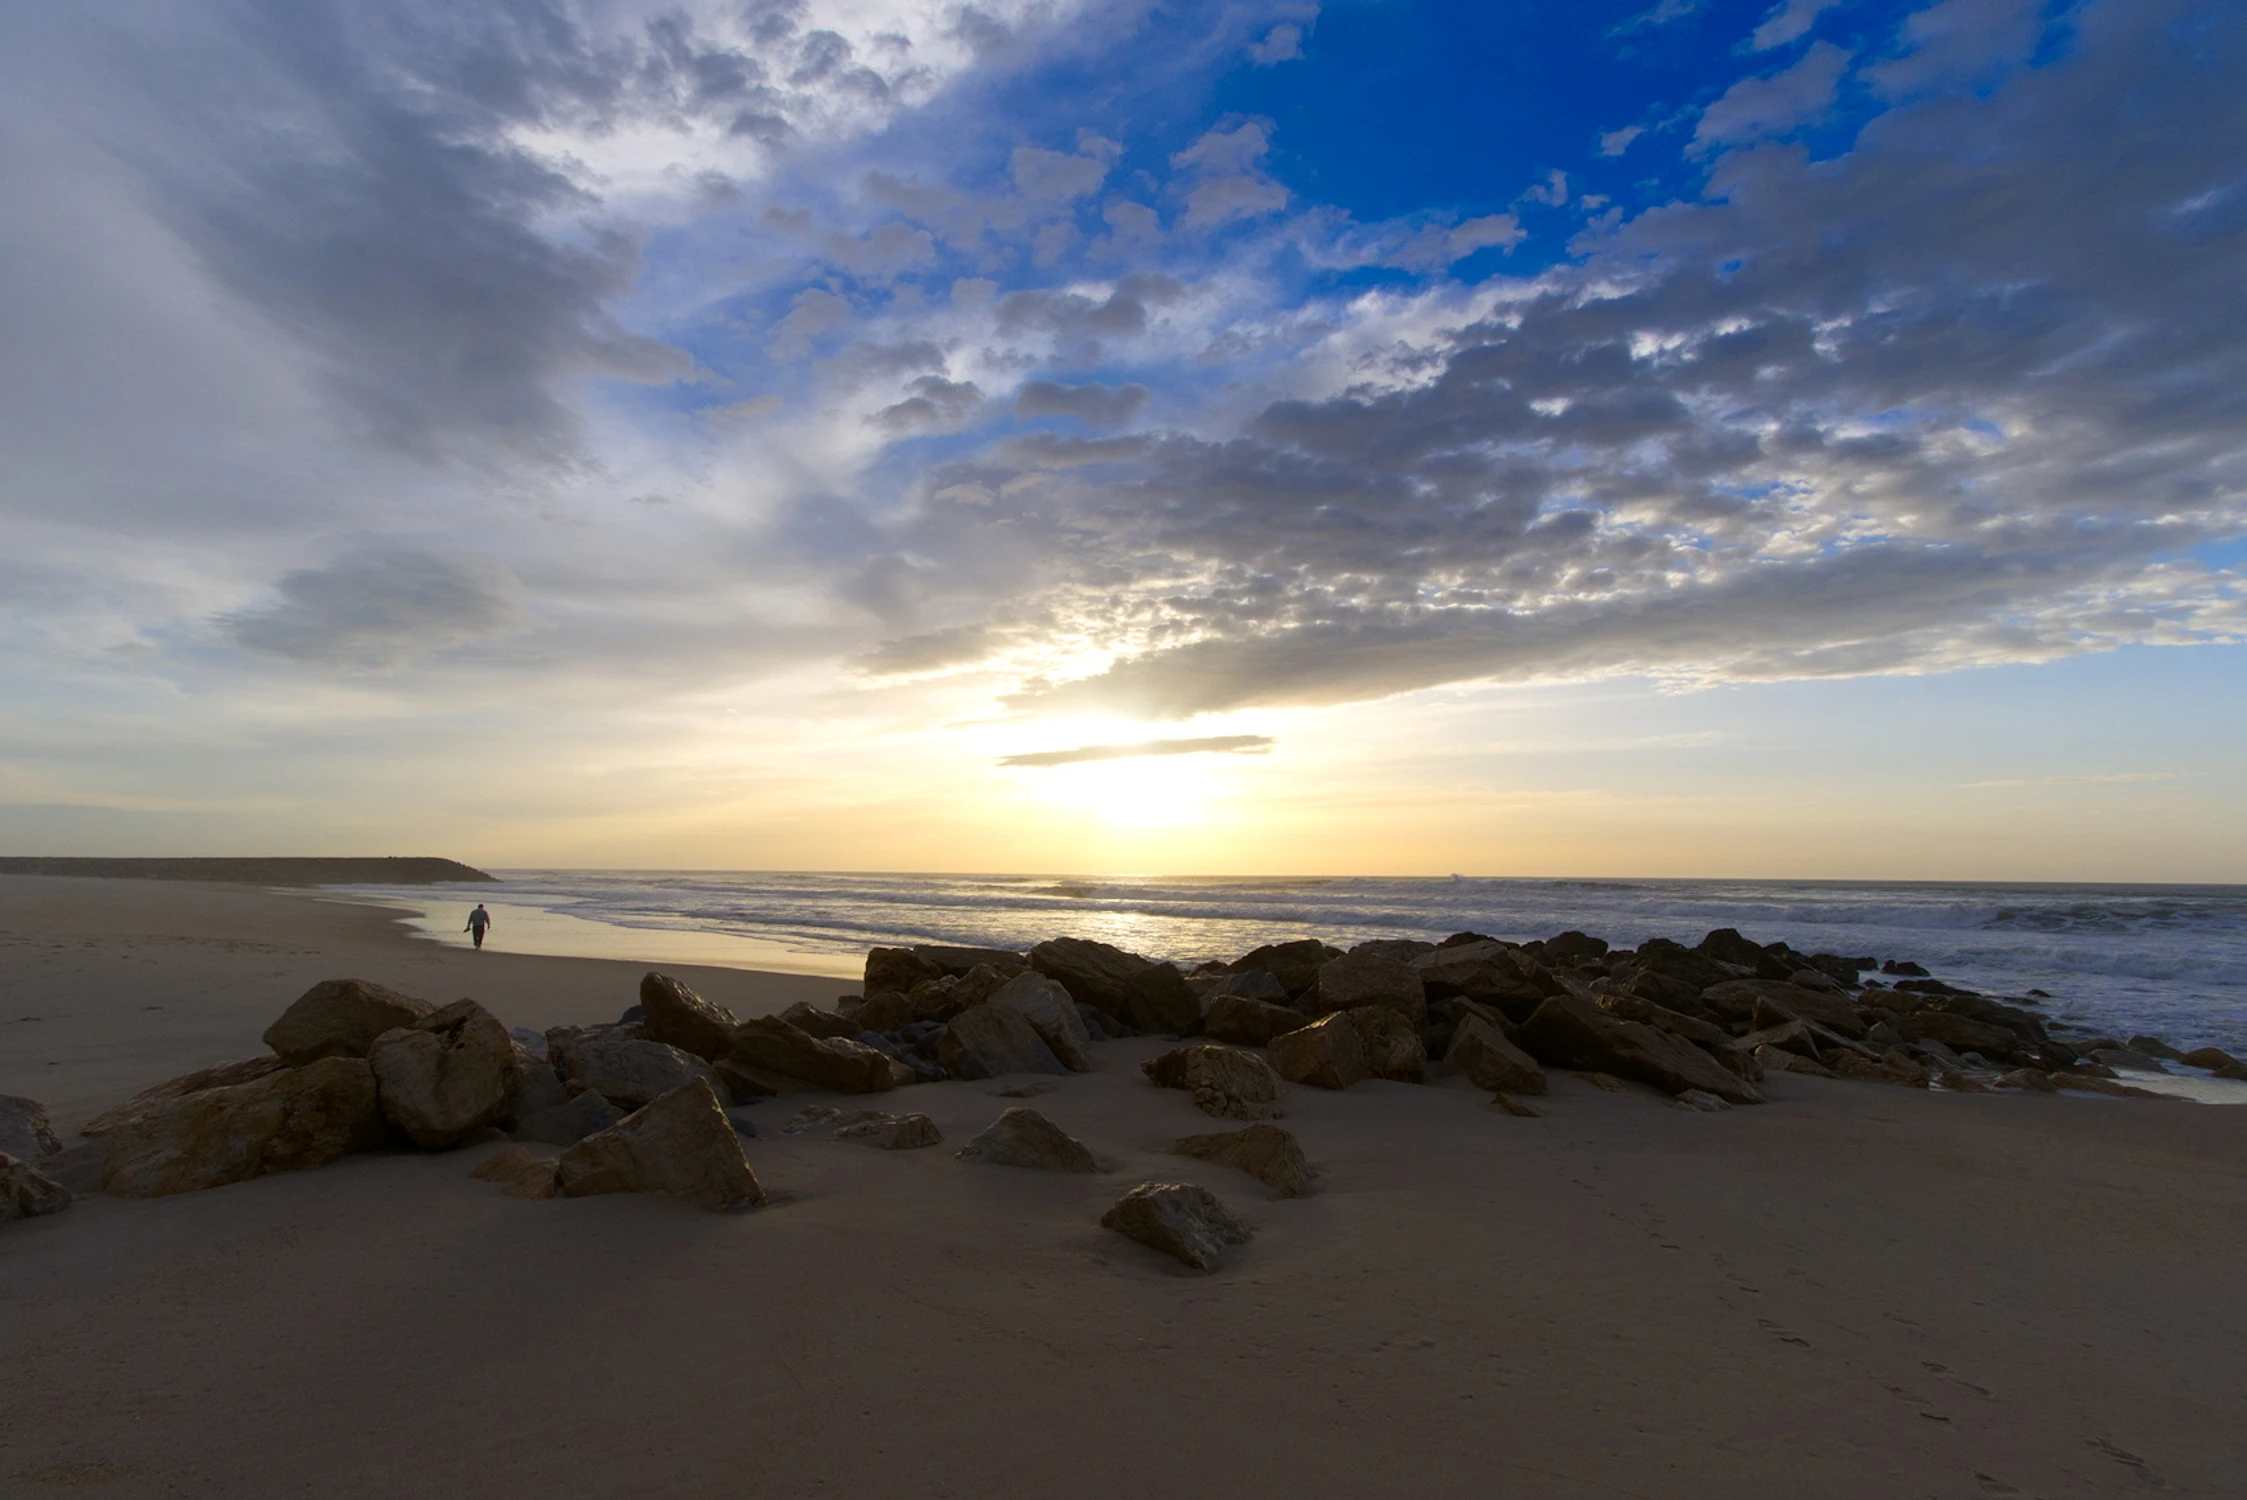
[465,903,492,950]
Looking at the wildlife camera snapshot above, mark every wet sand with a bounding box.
[3,875,2245,1498]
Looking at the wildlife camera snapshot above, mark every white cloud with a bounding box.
[1599,125,1645,157]
[1749,0,1843,50]
[1248,24,1304,66]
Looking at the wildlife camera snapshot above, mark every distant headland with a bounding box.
[0,857,496,885]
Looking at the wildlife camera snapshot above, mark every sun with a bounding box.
[1021,753,1224,829]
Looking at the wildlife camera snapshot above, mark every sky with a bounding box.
[1,0,2243,880]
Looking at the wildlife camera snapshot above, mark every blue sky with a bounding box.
[0,0,2241,876]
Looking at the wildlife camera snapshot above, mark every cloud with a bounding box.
[224,549,520,667]
[997,734,1274,767]
[1172,120,1289,229]
[1009,145,1109,199]
[1692,40,1851,153]
[1014,380,1150,427]
[1749,0,1844,50]
[1965,773,2177,789]
[770,287,857,355]
[1248,24,1305,65]
[1598,125,1645,157]
[875,375,985,432]
[1612,0,1705,38]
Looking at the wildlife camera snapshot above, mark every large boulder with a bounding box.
[638,973,741,1060]
[1170,1124,1311,1198]
[1267,1014,1370,1091]
[1030,937,1155,1024]
[1702,979,1869,1038]
[1100,1182,1251,1272]
[80,1056,290,1138]
[1513,996,1764,1105]
[1207,969,1292,1006]
[1343,1005,1426,1082]
[557,1079,764,1212]
[938,1003,1067,1080]
[1312,953,1428,1027]
[1143,1045,1285,1120]
[1126,962,1205,1036]
[1897,1010,2022,1057]
[779,1001,865,1041]
[729,1016,897,1093]
[1204,993,1312,1047]
[1444,1013,1547,1095]
[101,1057,385,1199]
[556,1028,723,1109]
[956,1107,1102,1172]
[865,946,938,997]
[913,945,1029,978]
[1594,992,1729,1049]
[263,979,435,1067]
[1230,940,1335,998]
[988,972,1093,1070]
[368,999,521,1149]
[1,1153,72,1221]
[512,1090,625,1146]
[0,1096,61,1161]
[1412,941,1547,1016]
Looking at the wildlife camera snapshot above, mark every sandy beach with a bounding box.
[4,874,2245,1499]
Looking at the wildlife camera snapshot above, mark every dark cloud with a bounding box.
[1013,380,1150,428]
[923,0,2247,718]
[997,734,1274,767]
[225,548,520,666]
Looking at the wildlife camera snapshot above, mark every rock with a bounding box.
[2088,1047,2169,1073]
[913,945,1030,979]
[1897,1010,2021,1057]
[1143,1045,1285,1120]
[1513,995,1765,1105]
[1311,952,1428,1027]
[1350,938,1435,963]
[1267,1014,1371,1091]
[368,999,521,1149]
[778,1001,865,1041]
[1443,1013,1548,1095]
[1702,980,1869,1038]
[988,972,1094,1069]
[1100,1182,1251,1272]
[2127,1035,2185,1062]
[78,1056,293,1138]
[1786,967,1848,994]
[2053,1071,2168,1099]
[1343,1005,1426,1082]
[1490,1094,1544,1118]
[263,978,435,1067]
[938,1003,1068,1080]
[729,1015,898,1093]
[557,1079,764,1211]
[1230,939,1336,998]
[834,1112,943,1150]
[638,973,741,1060]
[1540,930,1610,966]
[471,1145,559,1199]
[851,991,921,1032]
[1169,1123,1311,1197]
[513,1062,571,1118]
[1204,993,1312,1047]
[1583,1072,1631,1093]
[1825,1048,1932,1087]
[558,1028,724,1109]
[507,1027,551,1063]
[1670,1089,1731,1112]
[712,1057,780,1104]
[2180,1046,2240,1071]
[1698,928,1788,977]
[1996,1067,2059,1092]
[865,946,938,996]
[101,1057,384,1199]
[0,1096,61,1160]
[1594,992,1728,1049]
[1754,1045,1838,1078]
[1412,940,1547,1015]
[513,1090,625,1145]
[956,1106,1102,1172]
[1125,962,1205,1035]
[1207,969,1293,1005]
[1030,936,1155,1025]
[0,1153,72,1221]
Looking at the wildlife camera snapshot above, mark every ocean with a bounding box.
[323,870,2247,1057]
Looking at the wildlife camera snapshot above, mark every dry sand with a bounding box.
[3,874,2244,1499]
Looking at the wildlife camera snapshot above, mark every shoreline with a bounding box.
[5,874,2247,1497]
